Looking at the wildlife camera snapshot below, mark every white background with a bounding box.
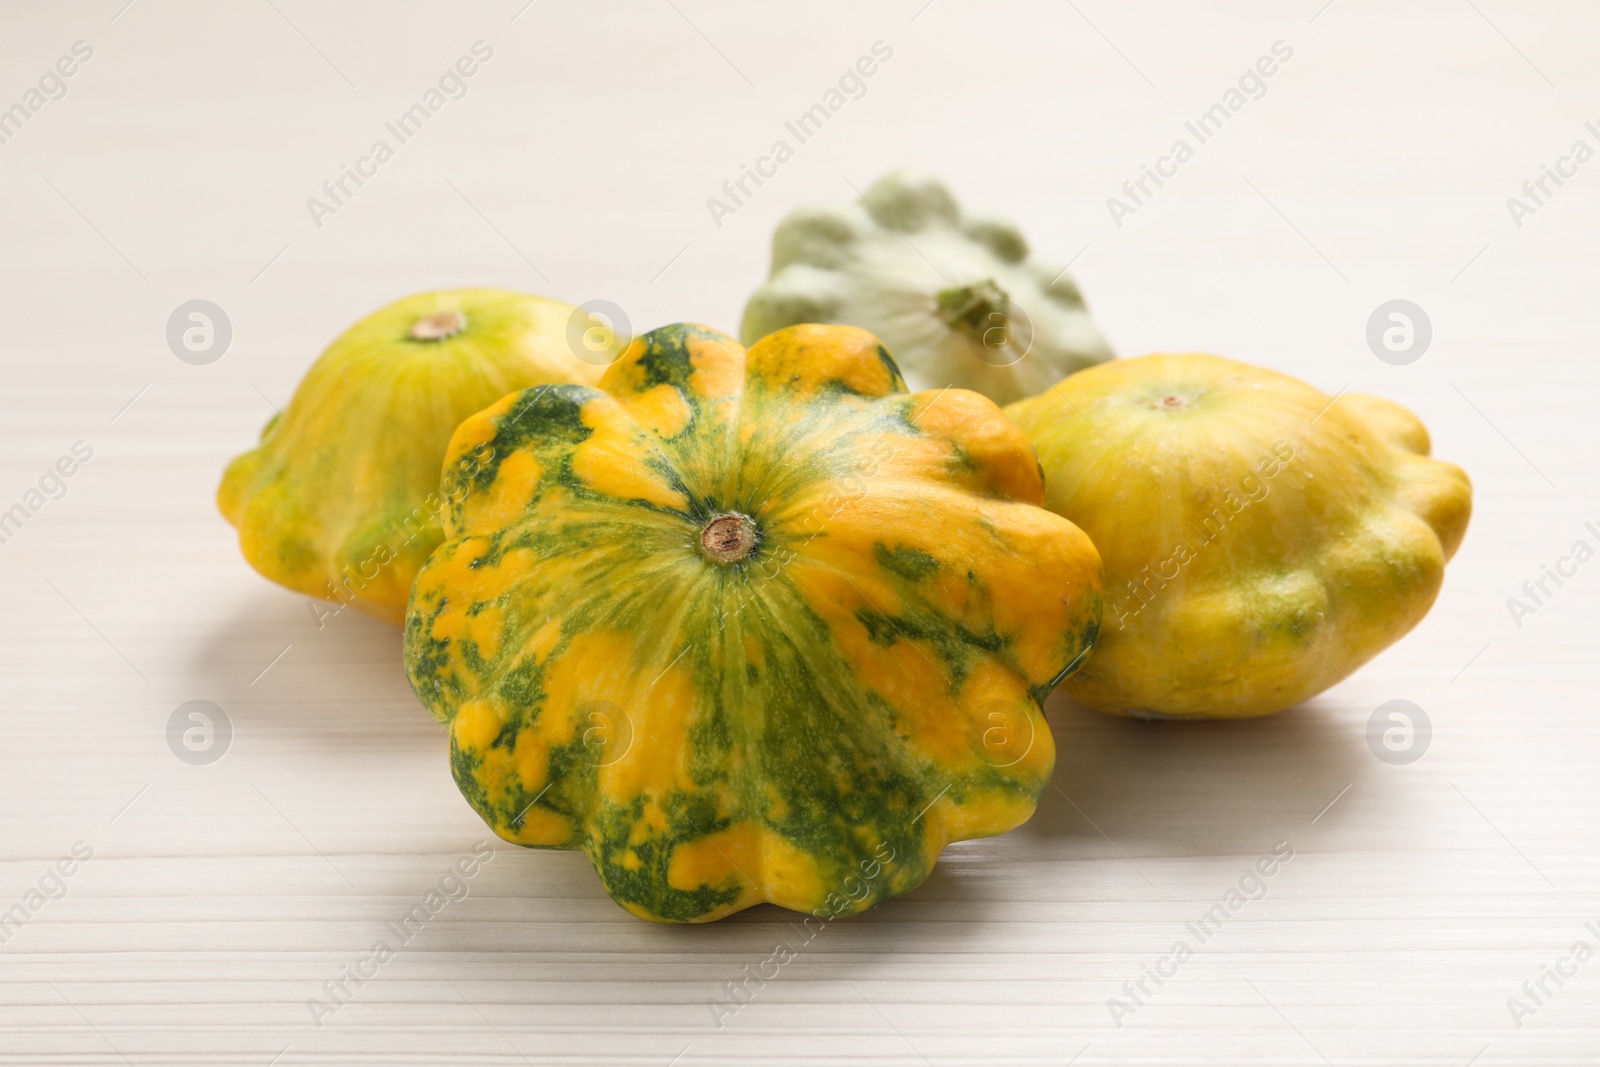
[1,1,1596,1064]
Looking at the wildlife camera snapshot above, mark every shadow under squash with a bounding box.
[1024,689,1371,856]
[186,587,439,752]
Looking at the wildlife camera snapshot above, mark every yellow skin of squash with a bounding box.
[1005,353,1471,719]
[404,323,1104,922]
[218,289,613,624]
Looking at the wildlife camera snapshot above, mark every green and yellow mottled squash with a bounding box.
[404,322,1103,922]
[218,289,615,624]
[1006,354,1471,719]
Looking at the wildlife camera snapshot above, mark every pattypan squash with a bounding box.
[740,168,1114,407]
[404,322,1103,922]
[1005,353,1470,719]
[219,289,615,624]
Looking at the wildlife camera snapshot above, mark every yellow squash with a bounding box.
[1006,353,1470,719]
[219,289,614,623]
[404,323,1103,922]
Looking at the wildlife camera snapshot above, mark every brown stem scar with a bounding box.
[701,514,757,564]
[410,310,467,341]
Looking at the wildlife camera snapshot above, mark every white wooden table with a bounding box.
[2,1,1596,1063]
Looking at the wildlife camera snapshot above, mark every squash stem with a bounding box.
[935,279,1011,342]
[410,311,467,341]
[701,514,757,564]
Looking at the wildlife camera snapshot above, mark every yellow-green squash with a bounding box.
[1006,354,1470,719]
[404,323,1103,922]
[218,289,615,623]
